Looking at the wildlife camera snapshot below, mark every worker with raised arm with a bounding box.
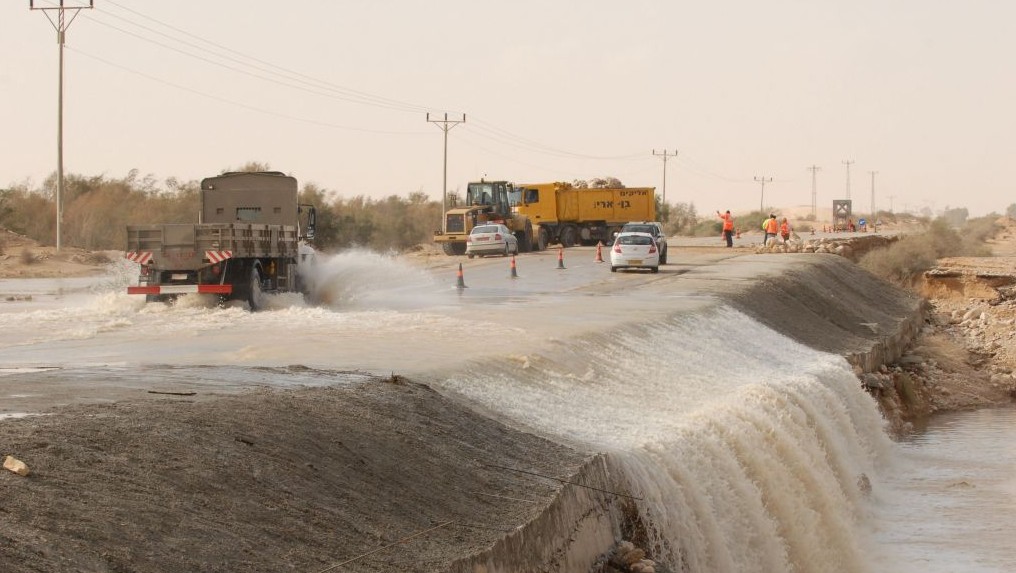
[717,210,735,248]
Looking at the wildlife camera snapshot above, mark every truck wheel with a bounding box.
[520,221,533,253]
[248,265,265,312]
[560,225,577,248]
[442,242,466,256]
[660,246,668,265]
[537,227,549,251]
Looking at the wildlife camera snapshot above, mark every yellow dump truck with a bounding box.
[512,182,656,247]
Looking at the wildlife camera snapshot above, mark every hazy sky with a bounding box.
[3,1,1014,217]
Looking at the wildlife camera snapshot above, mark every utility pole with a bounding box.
[30,0,93,252]
[841,159,855,200]
[652,149,678,205]
[754,176,773,212]
[888,194,896,213]
[807,165,821,219]
[426,112,466,222]
[868,170,878,218]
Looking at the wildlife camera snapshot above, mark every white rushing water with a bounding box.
[438,306,895,572]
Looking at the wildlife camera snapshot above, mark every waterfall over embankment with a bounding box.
[444,254,924,573]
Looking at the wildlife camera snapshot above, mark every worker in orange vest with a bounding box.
[779,217,791,243]
[764,214,779,246]
[716,210,735,248]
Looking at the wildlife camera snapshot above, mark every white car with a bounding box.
[610,231,659,273]
[619,221,668,264]
[466,223,519,258]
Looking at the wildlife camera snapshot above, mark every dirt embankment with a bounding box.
[859,218,1016,431]
[730,217,1016,432]
[0,379,590,573]
[0,229,112,279]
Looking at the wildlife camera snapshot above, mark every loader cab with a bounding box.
[466,180,513,218]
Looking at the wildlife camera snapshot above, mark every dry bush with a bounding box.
[860,216,1000,284]
[860,236,937,284]
[19,248,37,265]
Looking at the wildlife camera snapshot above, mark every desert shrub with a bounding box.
[19,248,37,265]
[860,215,1000,283]
[692,219,722,237]
[662,202,698,235]
[859,236,938,284]
[962,216,999,243]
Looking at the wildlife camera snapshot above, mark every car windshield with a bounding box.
[623,225,655,235]
[618,234,653,245]
[472,225,499,234]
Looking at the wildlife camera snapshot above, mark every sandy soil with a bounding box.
[0,229,113,279]
[900,219,1016,416]
[2,220,1015,572]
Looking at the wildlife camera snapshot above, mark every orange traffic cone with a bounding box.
[455,263,467,289]
[594,242,604,263]
[735,228,741,239]
[557,246,566,270]
[510,255,518,278]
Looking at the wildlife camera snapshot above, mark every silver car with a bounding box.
[466,224,519,258]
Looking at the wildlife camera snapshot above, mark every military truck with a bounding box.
[513,182,656,247]
[433,179,543,255]
[124,171,316,310]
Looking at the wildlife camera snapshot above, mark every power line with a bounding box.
[68,47,428,136]
[452,131,654,182]
[467,117,645,161]
[100,0,434,114]
[92,3,661,167]
[94,3,649,164]
[84,13,430,114]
